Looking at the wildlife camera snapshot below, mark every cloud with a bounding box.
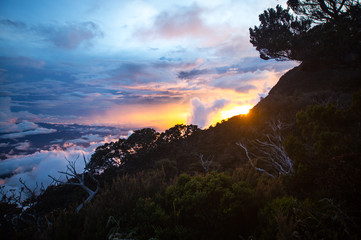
[37,21,103,50]
[234,84,257,93]
[0,120,38,133]
[0,143,10,147]
[0,135,117,195]
[0,56,45,69]
[0,127,57,139]
[187,98,229,128]
[136,5,215,40]
[0,97,46,135]
[0,98,57,139]
[0,19,27,29]
[178,68,210,80]
[14,141,31,151]
[66,134,104,144]
[0,19,103,50]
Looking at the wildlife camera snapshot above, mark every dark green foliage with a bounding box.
[250,1,361,64]
[260,197,361,239]
[296,104,347,158]
[249,5,311,61]
[287,0,358,22]
[162,172,257,239]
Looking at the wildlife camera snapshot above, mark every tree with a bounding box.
[249,1,361,64]
[249,5,311,61]
[287,0,358,22]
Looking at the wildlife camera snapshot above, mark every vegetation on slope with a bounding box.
[1,1,361,239]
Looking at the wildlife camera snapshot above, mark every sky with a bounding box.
[0,0,296,131]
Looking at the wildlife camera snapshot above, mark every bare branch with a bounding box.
[48,155,99,213]
[198,153,215,173]
[19,178,38,202]
[237,143,275,178]
[237,120,293,177]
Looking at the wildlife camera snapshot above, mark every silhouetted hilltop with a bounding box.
[253,63,361,121]
[270,63,361,96]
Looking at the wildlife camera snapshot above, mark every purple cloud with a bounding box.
[0,120,38,133]
[137,5,214,40]
[178,68,210,80]
[14,141,31,151]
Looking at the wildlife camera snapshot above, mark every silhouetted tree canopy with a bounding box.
[250,0,361,64]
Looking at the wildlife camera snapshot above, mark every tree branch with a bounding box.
[48,154,99,213]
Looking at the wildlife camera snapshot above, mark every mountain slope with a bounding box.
[2,63,361,240]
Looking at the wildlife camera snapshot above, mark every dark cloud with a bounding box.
[0,19,27,29]
[113,89,184,105]
[178,68,210,79]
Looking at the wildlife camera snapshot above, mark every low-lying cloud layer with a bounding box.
[0,132,121,195]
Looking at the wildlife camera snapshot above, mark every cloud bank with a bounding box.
[0,135,119,195]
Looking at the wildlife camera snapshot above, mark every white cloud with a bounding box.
[187,98,229,128]
[0,120,38,133]
[0,127,57,139]
[0,135,116,195]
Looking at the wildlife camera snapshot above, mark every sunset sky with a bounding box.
[0,0,295,130]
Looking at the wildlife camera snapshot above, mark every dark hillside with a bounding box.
[269,64,361,96]
[253,64,361,122]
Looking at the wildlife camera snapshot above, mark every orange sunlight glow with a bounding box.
[220,105,252,120]
[91,103,189,131]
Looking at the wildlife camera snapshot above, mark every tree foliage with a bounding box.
[250,0,361,64]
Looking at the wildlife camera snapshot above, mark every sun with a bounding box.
[220,105,252,120]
